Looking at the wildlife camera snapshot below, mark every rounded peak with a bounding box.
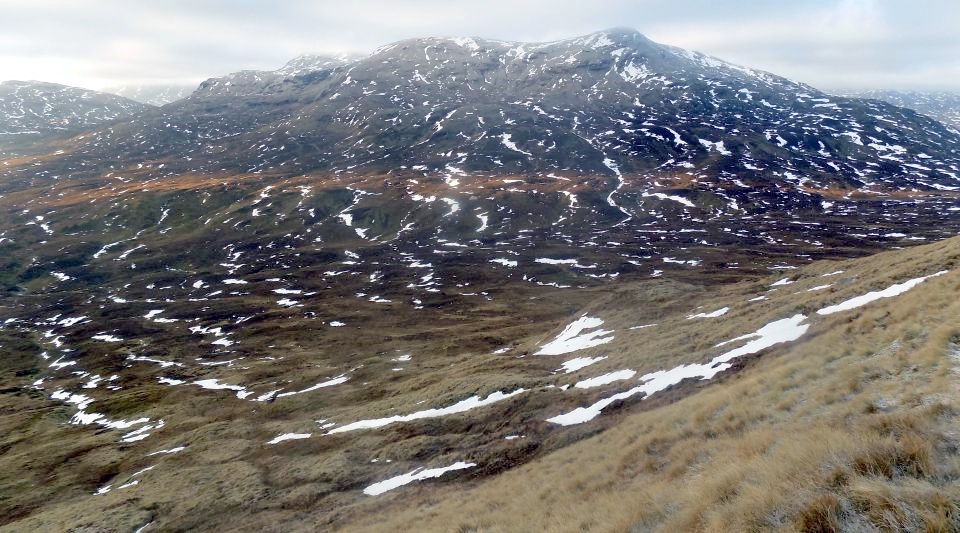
[597,27,647,39]
[574,28,654,48]
[366,29,658,59]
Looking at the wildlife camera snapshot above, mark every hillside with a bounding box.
[349,236,960,532]
[1,28,960,532]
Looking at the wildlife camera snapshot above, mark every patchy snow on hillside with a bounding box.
[547,314,809,426]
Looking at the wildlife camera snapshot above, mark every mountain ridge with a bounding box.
[5,29,959,192]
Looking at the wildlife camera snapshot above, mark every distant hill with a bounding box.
[837,89,960,129]
[0,80,152,155]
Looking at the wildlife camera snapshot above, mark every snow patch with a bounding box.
[267,433,311,445]
[687,307,729,319]
[575,369,637,389]
[363,461,475,496]
[642,192,695,208]
[328,389,525,434]
[558,356,607,373]
[547,314,809,426]
[817,271,948,315]
[535,315,614,356]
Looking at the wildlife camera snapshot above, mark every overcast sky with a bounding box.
[1,0,958,92]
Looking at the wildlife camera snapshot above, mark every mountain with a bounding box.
[3,29,959,272]
[836,89,960,130]
[103,84,196,106]
[19,29,960,191]
[186,54,355,99]
[0,80,152,155]
[2,29,960,532]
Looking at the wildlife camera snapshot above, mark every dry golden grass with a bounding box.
[334,238,960,533]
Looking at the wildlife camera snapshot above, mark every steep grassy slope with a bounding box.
[341,237,960,532]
